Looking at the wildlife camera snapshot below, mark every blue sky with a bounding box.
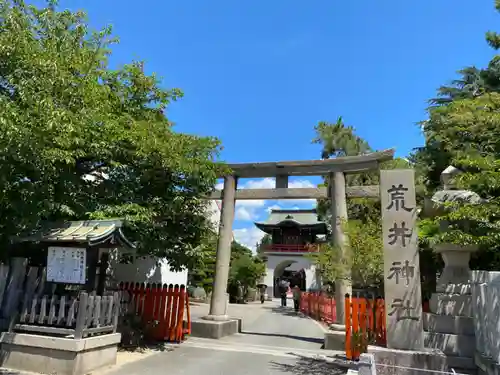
[46,0,499,250]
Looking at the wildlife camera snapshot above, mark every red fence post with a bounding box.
[345,294,352,360]
[175,286,186,342]
[169,285,181,342]
[359,297,367,352]
[184,292,191,337]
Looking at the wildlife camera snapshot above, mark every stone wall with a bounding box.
[471,271,500,375]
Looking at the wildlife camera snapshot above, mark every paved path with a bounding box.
[106,300,348,375]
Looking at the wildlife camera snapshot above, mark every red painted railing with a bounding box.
[300,291,387,361]
[299,292,337,325]
[263,244,319,253]
[345,294,386,360]
[119,282,191,343]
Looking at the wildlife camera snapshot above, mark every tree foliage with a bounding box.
[411,0,500,270]
[313,117,411,223]
[188,233,257,293]
[310,117,415,289]
[415,2,500,192]
[420,94,500,247]
[255,234,271,256]
[228,253,266,294]
[309,220,383,290]
[310,119,400,288]
[313,117,371,160]
[0,0,227,269]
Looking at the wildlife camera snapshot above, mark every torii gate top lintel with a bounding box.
[210,149,395,201]
[222,149,395,178]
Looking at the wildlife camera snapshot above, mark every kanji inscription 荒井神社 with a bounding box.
[380,169,424,350]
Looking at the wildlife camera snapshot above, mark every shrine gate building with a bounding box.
[255,209,326,299]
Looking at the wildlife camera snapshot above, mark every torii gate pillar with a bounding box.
[330,171,351,326]
[202,175,236,321]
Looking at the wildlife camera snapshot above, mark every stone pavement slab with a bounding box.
[101,301,348,375]
[102,344,348,375]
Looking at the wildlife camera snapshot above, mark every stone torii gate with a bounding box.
[199,149,394,337]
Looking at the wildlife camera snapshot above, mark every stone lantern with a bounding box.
[421,166,484,372]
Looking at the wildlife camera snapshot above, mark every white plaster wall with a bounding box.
[107,200,222,287]
[207,200,222,232]
[263,255,321,297]
[108,251,188,286]
[471,270,500,364]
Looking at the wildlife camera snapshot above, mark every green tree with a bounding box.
[309,220,383,290]
[410,0,500,272]
[228,253,266,298]
[313,118,411,223]
[188,232,218,292]
[230,240,253,260]
[429,0,500,107]
[312,117,371,160]
[310,118,412,290]
[0,0,226,268]
[420,94,500,249]
[414,1,500,191]
[256,234,272,256]
[188,236,255,292]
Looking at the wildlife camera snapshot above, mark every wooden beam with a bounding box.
[208,185,380,200]
[223,149,394,178]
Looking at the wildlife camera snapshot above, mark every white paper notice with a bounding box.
[47,247,86,284]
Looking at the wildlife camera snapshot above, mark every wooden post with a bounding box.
[74,292,88,339]
[0,264,10,312]
[204,175,237,320]
[7,289,22,332]
[112,291,120,333]
[85,248,98,292]
[329,172,352,326]
[4,257,27,319]
[97,252,110,295]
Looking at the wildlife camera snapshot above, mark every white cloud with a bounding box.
[214,181,266,208]
[234,200,265,221]
[243,178,275,189]
[233,227,266,252]
[285,179,316,206]
[236,199,265,208]
[280,199,316,208]
[240,178,317,206]
[214,178,317,222]
[289,180,315,189]
[266,204,282,213]
[235,206,256,221]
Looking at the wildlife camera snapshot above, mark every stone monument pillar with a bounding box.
[366,169,447,375]
[203,175,237,321]
[422,166,483,373]
[380,169,424,350]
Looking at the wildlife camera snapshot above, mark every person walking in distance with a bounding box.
[279,279,288,307]
[292,285,301,312]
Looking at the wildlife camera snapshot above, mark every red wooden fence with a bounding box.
[299,292,337,325]
[345,294,386,360]
[119,282,191,343]
[300,291,387,361]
